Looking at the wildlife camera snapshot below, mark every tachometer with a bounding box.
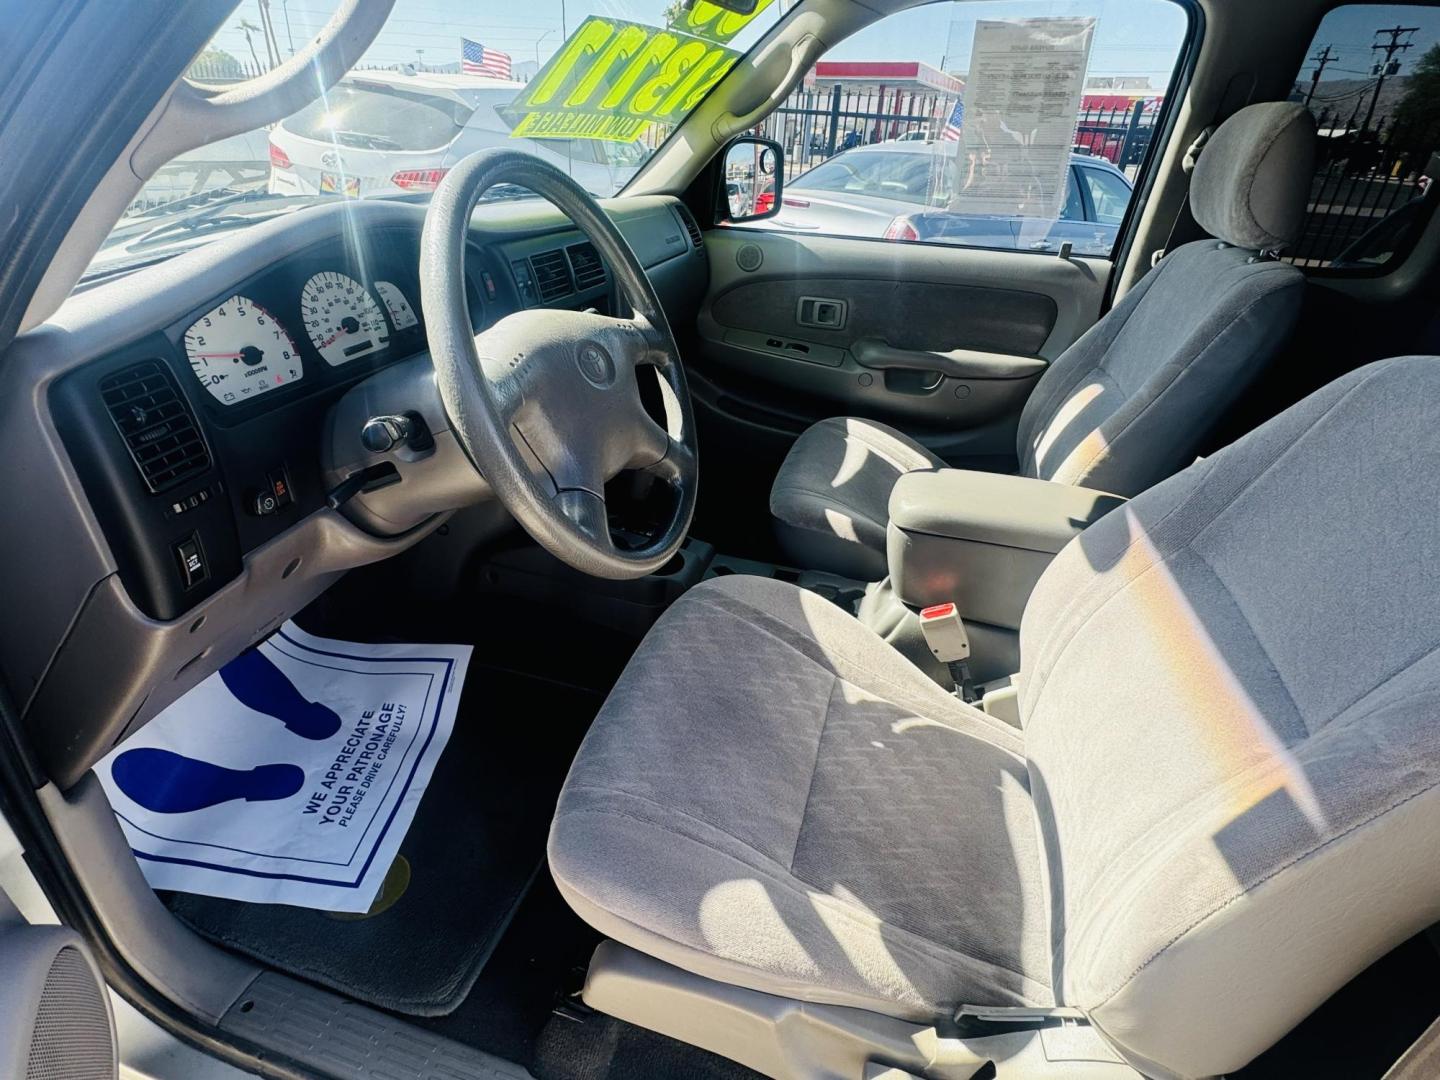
[183,295,303,406]
[300,271,390,366]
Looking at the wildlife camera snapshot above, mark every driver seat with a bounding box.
[549,356,1440,1078]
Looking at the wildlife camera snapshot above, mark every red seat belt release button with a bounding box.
[919,603,971,664]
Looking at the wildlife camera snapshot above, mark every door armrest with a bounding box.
[852,338,1047,380]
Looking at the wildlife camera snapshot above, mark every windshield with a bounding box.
[90,0,783,276]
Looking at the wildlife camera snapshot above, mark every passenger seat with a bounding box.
[769,101,1317,580]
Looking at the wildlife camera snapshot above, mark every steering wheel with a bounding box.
[419,149,698,580]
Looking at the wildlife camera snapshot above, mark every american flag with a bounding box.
[461,38,512,78]
[939,99,965,142]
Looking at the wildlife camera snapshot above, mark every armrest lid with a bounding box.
[889,469,1126,554]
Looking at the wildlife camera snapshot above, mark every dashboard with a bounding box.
[0,195,707,788]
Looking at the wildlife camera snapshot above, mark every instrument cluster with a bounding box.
[175,233,444,412]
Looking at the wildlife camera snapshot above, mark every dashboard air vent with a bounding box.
[99,361,210,493]
[567,242,606,291]
[675,204,704,249]
[529,249,573,303]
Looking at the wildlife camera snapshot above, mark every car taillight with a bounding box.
[884,218,919,242]
[268,141,292,170]
[781,196,810,208]
[391,168,449,192]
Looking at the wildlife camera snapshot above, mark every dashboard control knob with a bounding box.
[250,490,279,516]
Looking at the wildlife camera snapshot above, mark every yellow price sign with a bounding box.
[502,15,741,142]
[668,0,777,44]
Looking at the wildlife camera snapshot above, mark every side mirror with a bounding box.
[717,136,784,223]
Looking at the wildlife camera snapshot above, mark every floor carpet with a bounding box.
[167,663,599,1016]
[532,1006,765,1080]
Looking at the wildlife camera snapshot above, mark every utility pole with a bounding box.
[1304,44,1336,106]
[256,0,281,69]
[280,0,296,56]
[1364,24,1419,131]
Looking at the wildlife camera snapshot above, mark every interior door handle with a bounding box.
[851,338,1047,380]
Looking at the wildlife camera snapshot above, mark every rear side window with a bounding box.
[732,0,1190,258]
[285,85,473,152]
[1288,4,1440,271]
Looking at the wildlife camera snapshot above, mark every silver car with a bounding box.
[267,69,646,199]
[759,141,1134,256]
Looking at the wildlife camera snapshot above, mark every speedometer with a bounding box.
[300,271,390,366]
[183,295,303,406]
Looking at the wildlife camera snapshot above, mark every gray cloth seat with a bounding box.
[551,355,1440,1078]
[770,101,1317,580]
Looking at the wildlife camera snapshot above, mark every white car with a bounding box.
[267,69,646,199]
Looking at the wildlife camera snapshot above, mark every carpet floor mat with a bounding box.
[533,1007,765,1080]
[167,665,599,1016]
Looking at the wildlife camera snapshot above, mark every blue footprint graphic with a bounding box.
[112,748,304,814]
[219,648,342,741]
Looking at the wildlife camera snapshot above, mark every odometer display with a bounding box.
[183,295,303,406]
[301,271,390,366]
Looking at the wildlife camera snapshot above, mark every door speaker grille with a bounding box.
[25,945,114,1080]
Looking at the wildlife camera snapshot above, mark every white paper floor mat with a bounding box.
[97,623,472,913]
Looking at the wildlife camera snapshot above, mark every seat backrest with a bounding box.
[1017,355,1440,1078]
[1015,102,1316,498]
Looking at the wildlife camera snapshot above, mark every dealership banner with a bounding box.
[503,0,775,142]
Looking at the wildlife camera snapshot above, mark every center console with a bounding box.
[887,468,1127,629]
[873,468,1126,687]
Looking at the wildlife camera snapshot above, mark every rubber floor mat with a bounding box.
[168,666,599,1016]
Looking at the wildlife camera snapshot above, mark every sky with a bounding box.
[1302,3,1440,90]
[208,0,1190,84]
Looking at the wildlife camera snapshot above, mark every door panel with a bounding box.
[686,228,1111,556]
[696,228,1108,454]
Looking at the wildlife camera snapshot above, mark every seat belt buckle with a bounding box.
[919,603,976,703]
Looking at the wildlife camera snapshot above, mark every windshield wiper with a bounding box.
[102,188,289,248]
[85,195,325,282]
[330,129,404,151]
[481,182,539,203]
[130,212,271,248]
[125,189,330,249]
[126,185,265,221]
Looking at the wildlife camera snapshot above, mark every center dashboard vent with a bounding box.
[529,248,573,303]
[566,242,606,291]
[99,361,210,493]
[675,204,704,249]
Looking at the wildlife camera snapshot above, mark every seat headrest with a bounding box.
[1190,101,1317,251]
